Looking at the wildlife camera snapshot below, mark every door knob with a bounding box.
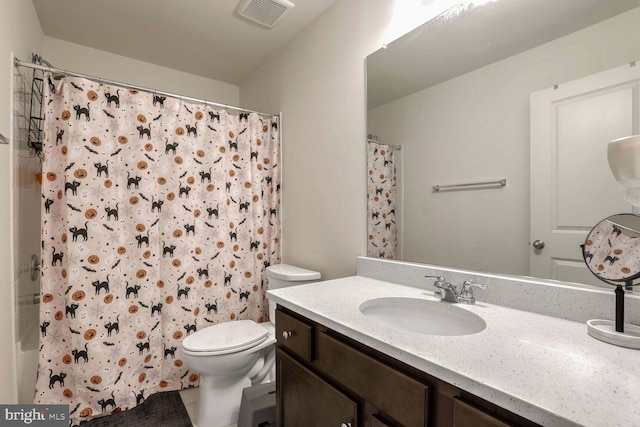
[282,331,292,339]
[532,240,545,249]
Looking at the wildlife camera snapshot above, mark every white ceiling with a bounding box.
[31,0,336,86]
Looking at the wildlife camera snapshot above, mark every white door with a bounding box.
[530,62,640,287]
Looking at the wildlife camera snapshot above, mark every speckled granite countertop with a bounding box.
[267,276,640,427]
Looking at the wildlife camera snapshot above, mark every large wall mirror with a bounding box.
[366,0,640,288]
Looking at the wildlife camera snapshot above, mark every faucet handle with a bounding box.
[461,280,486,291]
[425,275,446,299]
[425,275,451,291]
[458,280,486,304]
[425,275,446,285]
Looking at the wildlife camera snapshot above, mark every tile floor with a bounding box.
[179,388,238,427]
[179,388,198,425]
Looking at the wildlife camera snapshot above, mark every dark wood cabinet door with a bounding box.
[371,415,394,427]
[453,398,512,427]
[277,348,358,427]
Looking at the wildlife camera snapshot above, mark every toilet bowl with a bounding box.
[182,320,276,427]
[182,264,320,427]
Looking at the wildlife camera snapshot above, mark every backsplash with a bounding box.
[357,257,640,325]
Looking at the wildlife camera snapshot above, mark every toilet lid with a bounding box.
[182,320,269,353]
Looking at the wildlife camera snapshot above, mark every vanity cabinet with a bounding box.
[452,398,511,427]
[277,349,358,426]
[275,307,539,427]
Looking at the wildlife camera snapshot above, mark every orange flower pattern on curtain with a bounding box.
[35,75,281,424]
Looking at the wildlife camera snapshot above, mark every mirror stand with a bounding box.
[586,281,640,349]
[583,214,640,349]
[615,284,625,333]
[586,318,640,350]
[615,281,633,334]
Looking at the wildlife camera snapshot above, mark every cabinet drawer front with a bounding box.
[277,348,358,427]
[275,309,313,361]
[316,332,429,427]
[453,398,512,427]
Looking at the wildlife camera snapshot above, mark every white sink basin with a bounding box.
[359,297,486,336]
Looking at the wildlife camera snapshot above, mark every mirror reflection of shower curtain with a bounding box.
[367,140,401,259]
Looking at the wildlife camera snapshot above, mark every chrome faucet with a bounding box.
[425,275,459,303]
[425,276,486,304]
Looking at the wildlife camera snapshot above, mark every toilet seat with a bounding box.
[182,320,270,355]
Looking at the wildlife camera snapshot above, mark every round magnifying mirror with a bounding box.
[582,213,640,285]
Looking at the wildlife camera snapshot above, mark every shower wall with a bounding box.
[12,64,43,404]
[1,0,44,404]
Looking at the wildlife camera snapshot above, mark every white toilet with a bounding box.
[181,264,320,427]
[265,263,322,320]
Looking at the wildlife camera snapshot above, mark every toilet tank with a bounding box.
[266,264,320,321]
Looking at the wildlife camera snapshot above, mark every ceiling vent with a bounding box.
[236,0,295,28]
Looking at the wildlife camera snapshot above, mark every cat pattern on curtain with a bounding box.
[35,75,281,424]
[367,141,398,259]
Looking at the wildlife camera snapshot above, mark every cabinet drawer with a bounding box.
[316,332,429,427]
[275,308,313,361]
[277,348,358,427]
[453,398,511,427]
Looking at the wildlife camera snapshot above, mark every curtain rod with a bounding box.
[14,57,279,118]
[367,138,402,150]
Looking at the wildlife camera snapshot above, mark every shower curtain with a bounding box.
[367,141,399,259]
[35,74,281,424]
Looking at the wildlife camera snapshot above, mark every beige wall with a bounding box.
[0,0,43,136]
[1,0,44,404]
[368,8,640,276]
[240,0,396,280]
[43,37,240,105]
